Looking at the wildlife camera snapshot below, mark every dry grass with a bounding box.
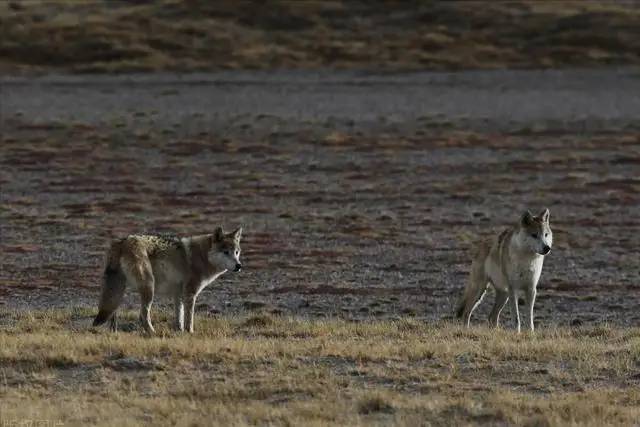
[1,0,639,73]
[1,309,639,426]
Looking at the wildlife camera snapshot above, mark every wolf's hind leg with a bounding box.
[122,258,156,334]
[109,313,118,332]
[509,287,521,333]
[138,281,156,334]
[488,289,509,327]
[464,285,487,327]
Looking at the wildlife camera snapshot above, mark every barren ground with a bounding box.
[1,69,639,328]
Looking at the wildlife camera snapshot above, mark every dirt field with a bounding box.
[1,69,639,328]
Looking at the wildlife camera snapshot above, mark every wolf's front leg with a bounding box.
[173,292,185,332]
[184,295,197,333]
[525,287,537,332]
[509,287,521,333]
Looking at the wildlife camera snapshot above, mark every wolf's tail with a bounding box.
[93,240,127,327]
[455,264,481,320]
[455,243,489,320]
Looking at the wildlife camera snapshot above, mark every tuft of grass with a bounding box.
[358,393,395,415]
[242,313,276,328]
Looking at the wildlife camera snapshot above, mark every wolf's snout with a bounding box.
[541,245,551,255]
[234,263,242,272]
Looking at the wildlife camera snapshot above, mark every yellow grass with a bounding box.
[1,310,639,426]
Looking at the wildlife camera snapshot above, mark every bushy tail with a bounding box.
[455,243,489,321]
[93,240,126,327]
[454,266,480,320]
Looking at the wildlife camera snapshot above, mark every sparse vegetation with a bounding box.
[1,310,639,426]
[1,0,639,73]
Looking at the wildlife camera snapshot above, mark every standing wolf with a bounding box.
[456,209,552,332]
[93,227,243,333]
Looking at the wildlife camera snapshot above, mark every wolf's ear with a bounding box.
[539,208,550,223]
[231,227,243,242]
[520,211,534,227]
[213,227,225,242]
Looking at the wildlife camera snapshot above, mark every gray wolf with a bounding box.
[93,227,243,333]
[456,209,552,332]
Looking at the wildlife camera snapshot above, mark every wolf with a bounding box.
[455,209,552,332]
[93,227,242,333]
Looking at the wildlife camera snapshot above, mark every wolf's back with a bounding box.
[93,239,127,326]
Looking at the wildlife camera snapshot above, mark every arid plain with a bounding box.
[2,1,640,425]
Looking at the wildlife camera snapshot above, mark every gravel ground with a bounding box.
[2,68,640,131]
[1,68,639,327]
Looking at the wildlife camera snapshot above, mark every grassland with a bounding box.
[1,0,639,73]
[1,309,639,426]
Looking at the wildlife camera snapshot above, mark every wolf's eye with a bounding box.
[544,233,549,237]
[530,233,537,238]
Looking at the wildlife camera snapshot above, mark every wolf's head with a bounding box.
[518,209,553,256]
[209,227,243,272]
